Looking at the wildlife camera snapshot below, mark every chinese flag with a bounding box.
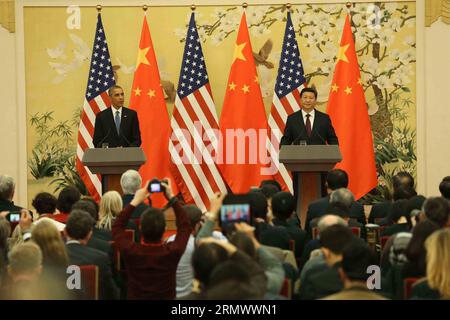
[129,16,178,207]
[218,12,273,193]
[326,15,377,200]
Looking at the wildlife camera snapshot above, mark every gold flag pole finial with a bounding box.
[96,5,102,12]
[242,2,248,9]
[346,2,352,9]
[191,4,196,11]
[286,3,292,13]
[143,5,148,12]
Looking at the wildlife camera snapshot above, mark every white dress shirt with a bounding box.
[111,106,122,119]
[301,108,315,131]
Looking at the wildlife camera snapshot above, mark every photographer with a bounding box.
[196,193,285,297]
[111,178,191,300]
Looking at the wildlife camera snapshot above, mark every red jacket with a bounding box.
[112,200,191,299]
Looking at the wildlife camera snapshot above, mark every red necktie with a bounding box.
[305,114,312,137]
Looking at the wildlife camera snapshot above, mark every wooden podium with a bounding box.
[81,147,146,195]
[279,145,342,229]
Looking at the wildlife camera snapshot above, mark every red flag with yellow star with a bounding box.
[218,12,273,193]
[326,15,377,200]
[129,15,178,207]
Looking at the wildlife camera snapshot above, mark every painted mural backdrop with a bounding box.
[24,2,416,207]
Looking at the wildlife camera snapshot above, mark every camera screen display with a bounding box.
[220,204,251,226]
[9,213,20,222]
[150,183,161,192]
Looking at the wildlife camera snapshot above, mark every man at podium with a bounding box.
[280,87,339,208]
[280,87,339,146]
[93,85,142,148]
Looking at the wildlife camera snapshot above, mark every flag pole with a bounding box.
[286,3,291,12]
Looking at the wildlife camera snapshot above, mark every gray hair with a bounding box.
[0,217,11,247]
[0,175,15,200]
[317,214,347,233]
[329,188,355,209]
[120,170,142,195]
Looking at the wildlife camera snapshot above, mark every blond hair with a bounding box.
[32,218,69,269]
[8,242,42,275]
[425,228,450,298]
[98,191,123,230]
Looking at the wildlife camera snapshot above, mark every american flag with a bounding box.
[76,14,115,200]
[169,13,227,211]
[267,12,306,193]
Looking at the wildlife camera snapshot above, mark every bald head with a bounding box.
[317,214,347,233]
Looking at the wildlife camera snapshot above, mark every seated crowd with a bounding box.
[0,170,449,300]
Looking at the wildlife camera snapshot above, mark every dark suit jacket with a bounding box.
[280,109,339,146]
[0,199,23,212]
[66,242,119,300]
[93,107,141,148]
[272,218,307,258]
[299,262,343,300]
[305,195,366,237]
[368,201,392,224]
[122,194,150,220]
[411,279,441,300]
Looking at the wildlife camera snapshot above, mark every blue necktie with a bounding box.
[115,110,121,134]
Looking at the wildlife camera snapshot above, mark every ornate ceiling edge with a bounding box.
[0,0,15,33]
[426,0,450,27]
[1,1,448,32]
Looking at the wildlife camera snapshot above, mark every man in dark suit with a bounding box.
[305,169,366,238]
[280,87,338,146]
[323,241,387,300]
[280,87,339,207]
[271,191,307,258]
[93,85,141,148]
[121,169,151,219]
[65,210,119,300]
[368,172,415,224]
[0,175,23,212]
[298,224,354,299]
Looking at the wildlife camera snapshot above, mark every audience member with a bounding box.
[423,197,450,228]
[98,191,123,231]
[231,223,285,296]
[299,224,354,299]
[306,169,365,237]
[247,191,291,251]
[411,229,450,299]
[323,241,386,299]
[403,219,441,279]
[271,191,306,258]
[1,242,43,299]
[0,217,11,284]
[112,179,191,299]
[166,205,203,298]
[121,169,150,219]
[65,210,119,300]
[31,192,57,217]
[380,200,412,237]
[0,174,23,212]
[204,261,263,300]
[438,176,450,200]
[369,171,415,223]
[32,219,74,299]
[184,242,229,299]
[55,187,81,223]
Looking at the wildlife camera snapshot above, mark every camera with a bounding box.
[219,194,252,234]
[148,178,167,193]
[7,211,21,223]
